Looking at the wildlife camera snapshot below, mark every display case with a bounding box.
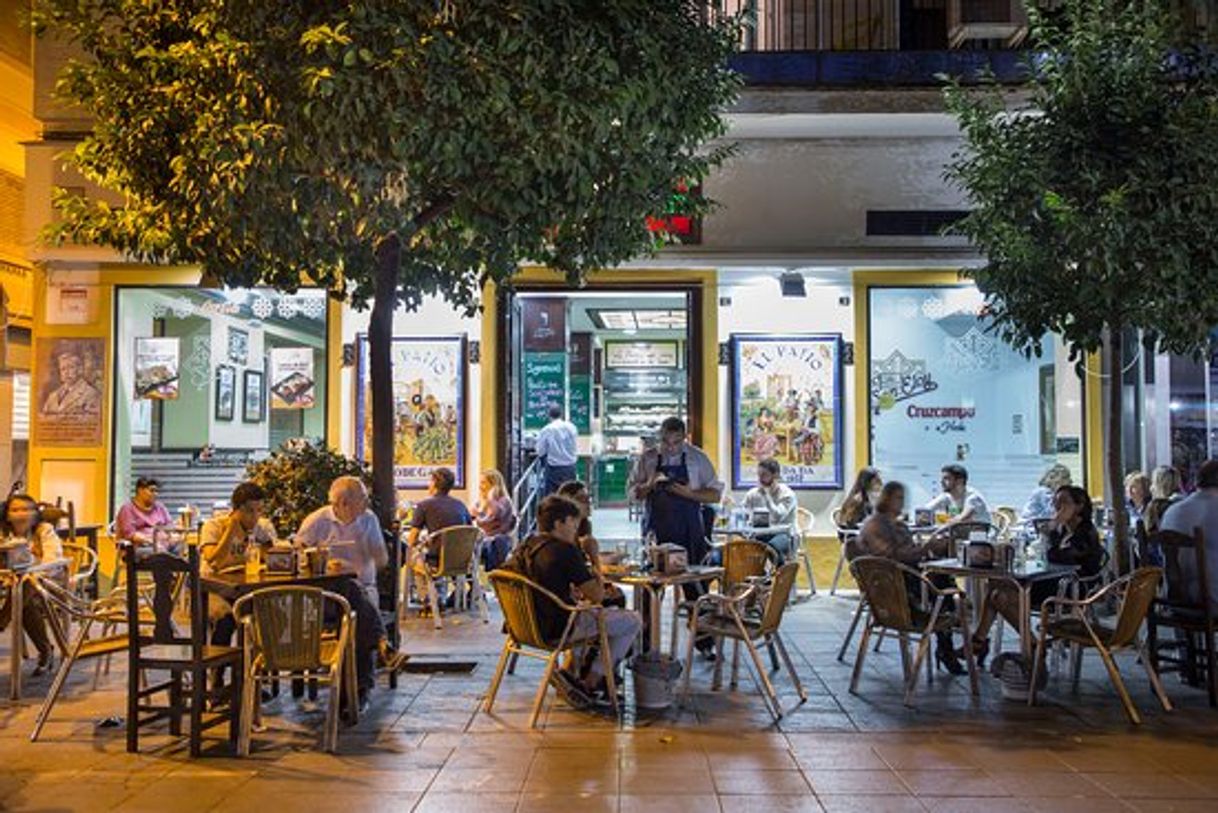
[602,368,687,441]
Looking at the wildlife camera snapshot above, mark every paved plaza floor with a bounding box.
[1,591,1216,812]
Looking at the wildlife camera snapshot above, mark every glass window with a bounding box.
[868,285,1085,510]
[113,287,328,515]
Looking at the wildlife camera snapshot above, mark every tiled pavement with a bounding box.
[1,592,1217,812]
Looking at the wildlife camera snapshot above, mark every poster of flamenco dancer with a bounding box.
[731,334,843,490]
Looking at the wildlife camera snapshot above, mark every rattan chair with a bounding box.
[793,507,817,600]
[829,507,859,596]
[1029,566,1170,724]
[672,538,775,655]
[232,586,357,754]
[680,561,806,721]
[28,577,129,741]
[848,556,980,707]
[484,570,619,728]
[411,525,488,630]
[60,542,99,599]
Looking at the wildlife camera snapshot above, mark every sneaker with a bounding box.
[32,652,55,677]
[550,669,592,710]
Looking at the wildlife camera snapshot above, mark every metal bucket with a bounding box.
[629,653,683,710]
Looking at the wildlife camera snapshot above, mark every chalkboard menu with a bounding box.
[524,351,566,430]
[570,373,592,434]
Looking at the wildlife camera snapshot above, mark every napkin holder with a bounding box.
[751,508,771,528]
[964,540,996,569]
[264,545,297,574]
[646,543,688,574]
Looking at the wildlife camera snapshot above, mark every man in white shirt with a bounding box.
[1161,459,1218,614]
[535,404,579,497]
[742,458,799,562]
[923,464,992,527]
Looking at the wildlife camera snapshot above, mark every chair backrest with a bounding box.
[722,539,774,592]
[488,569,569,651]
[125,543,201,648]
[1151,527,1210,612]
[758,561,800,635]
[993,507,1016,535]
[1110,566,1164,647]
[236,586,340,672]
[795,507,814,536]
[850,556,914,631]
[61,542,98,588]
[434,525,482,576]
[945,521,995,555]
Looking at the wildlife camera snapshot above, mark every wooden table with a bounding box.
[712,523,793,541]
[921,558,1078,658]
[604,565,723,655]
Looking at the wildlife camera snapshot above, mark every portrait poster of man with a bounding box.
[34,337,105,447]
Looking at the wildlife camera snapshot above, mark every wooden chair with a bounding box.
[848,556,980,707]
[681,562,807,722]
[1147,528,1216,707]
[412,525,488,630]
[125,545,243,756]
[484,570,619,728]
[792,506,817,600]
[1030,567,1171,724]
[232,586,357,754]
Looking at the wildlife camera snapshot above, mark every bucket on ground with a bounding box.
[629,652,683,710]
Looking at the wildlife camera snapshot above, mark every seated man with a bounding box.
[199,482,278,647]
[923,464,992,532]
[407,467,472,566]
[512,495,641,708]
[741,458,799,562]
[296,476,406,708]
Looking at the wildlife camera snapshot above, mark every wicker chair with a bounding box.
[680,561,806,722]
[848,556,980,707]
[484,570,619,728]
[1029,566,1170,724]
[412,525,488,630]
[232,586,357,754]
[60,542,99,599]
[829,507,859,596]
[672,538,775,655]
[792,506,817,600]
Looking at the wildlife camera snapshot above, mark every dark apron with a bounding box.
[645,452,709,565]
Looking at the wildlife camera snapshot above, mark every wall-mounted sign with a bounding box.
[522,298,567,352]
[33,337,104,447]
[604,341,679,370]
[269,347,316,409]
[134,337,180,400]
[523,352,566,432]
[731,334,843,490]
[355,335,466,490]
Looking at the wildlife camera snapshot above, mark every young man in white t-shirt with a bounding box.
[923,464,992,527]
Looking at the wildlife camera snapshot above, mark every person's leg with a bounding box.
[327,579,383,696]
[20,586,54,663]
[583,609,642,682]
[760,532,791,565]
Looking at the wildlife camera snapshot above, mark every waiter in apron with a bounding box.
[629,416,724,657]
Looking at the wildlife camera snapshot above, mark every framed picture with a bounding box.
[227,326,249,365]
[33,337,105,447]
[355,335,466,489]
[731,334,844,490]
[242,369,265,423]
[215,364,236,421]
[133,337,180,400]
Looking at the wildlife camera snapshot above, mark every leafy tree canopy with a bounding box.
[945,0,1218,360]
[34,0,742,311]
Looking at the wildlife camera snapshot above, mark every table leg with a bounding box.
[1019,584,1032,660]
[10,577,22,701]
[647,584,663,656]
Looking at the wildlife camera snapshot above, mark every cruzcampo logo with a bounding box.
[870,350,938,414]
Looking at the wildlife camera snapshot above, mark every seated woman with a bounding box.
[856,482,961,675]
[1145,465,1183,535]
[0,494,66,675]
[114,476,172,544]
[965,485,1104,666]
[840,467,882,529]
[472,469,516,571]
[1125,470,1151,526]
[1020,463,1072,522]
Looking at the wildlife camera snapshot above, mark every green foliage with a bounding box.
[944,0,1218,359]
[244,438,374,537]
[32,0,743,311]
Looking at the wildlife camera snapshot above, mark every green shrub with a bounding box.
[244,439,375,537]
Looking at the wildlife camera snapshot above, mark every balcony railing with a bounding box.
[713,0,1217,53]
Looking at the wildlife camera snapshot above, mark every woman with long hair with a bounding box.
[0,494,65,675]
[839,467,882,528]
[472,469,516,571]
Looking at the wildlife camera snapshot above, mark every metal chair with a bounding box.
[829,507,859,596]
[680,561,806,722]
[411,525,489,630]
[1029,566,1171,724]
[848,556,980,707]
[232,586,357,754]
[944,521,997,555]
[673,537,775,654]
[1146,528,1216,707]
[60,542,99,599]
[28,577,129,741]
[793,506,817,600]
[484,570,620,729]
[992,506,1017,537]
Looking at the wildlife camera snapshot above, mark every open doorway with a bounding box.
[501,288,701,542]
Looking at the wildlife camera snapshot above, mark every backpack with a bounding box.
[500,532,559,582]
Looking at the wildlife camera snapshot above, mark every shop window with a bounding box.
[113,288,328,514]
[868,286,1084,510]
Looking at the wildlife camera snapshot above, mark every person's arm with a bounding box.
[534,426,551,460]
[115,504,150,544]
[364,514,389,569]
[36,523,63,563]
[668,452,723,504]
[202,516,243,570]
[774,487,799,526]
[561,545,603,603]
[627,453,658,501]
[407,505,426,548]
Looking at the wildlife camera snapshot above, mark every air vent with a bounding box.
[866,210,969,237]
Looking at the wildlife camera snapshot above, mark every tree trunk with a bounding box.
[369,234,401,529]
[1107,325,1130,575]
